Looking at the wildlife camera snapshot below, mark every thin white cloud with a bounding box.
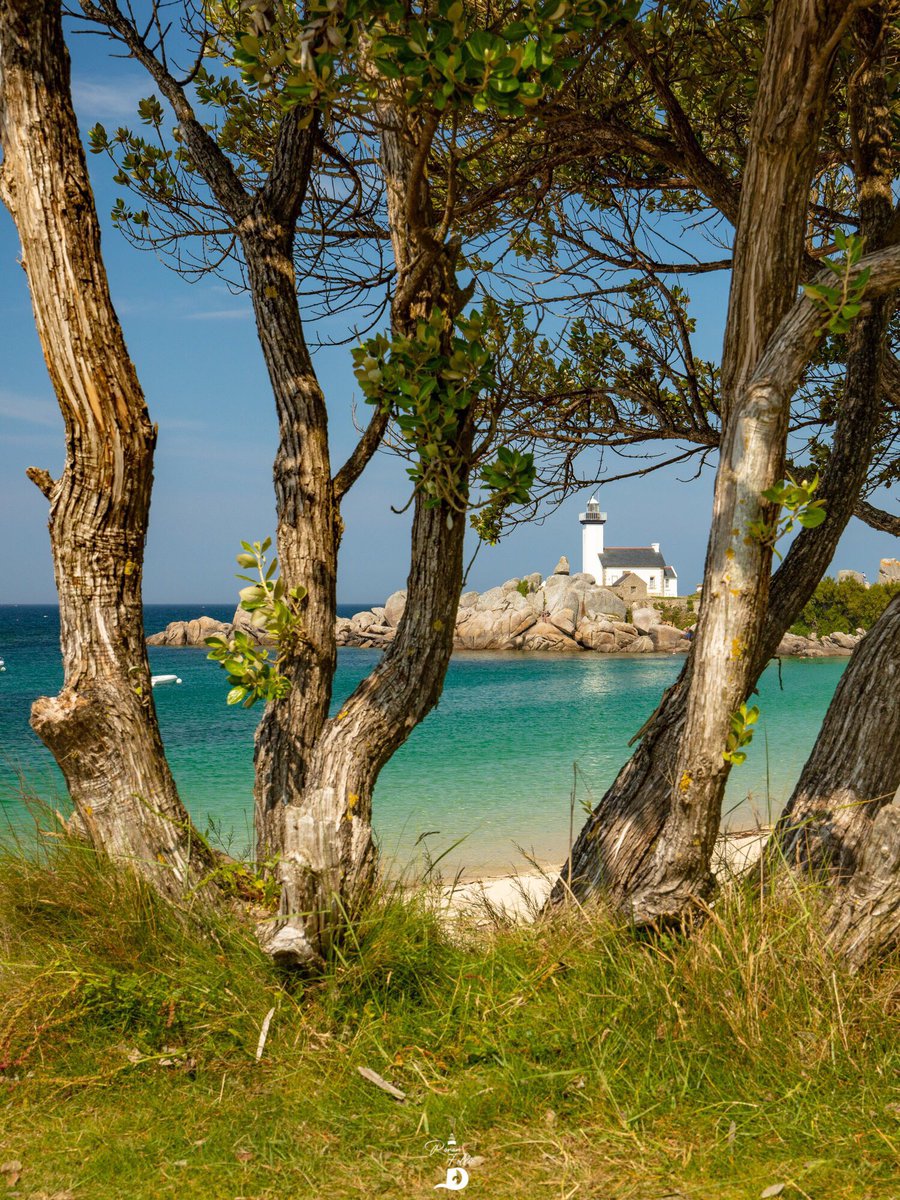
[71,76,159,123]
[184,308,251,321]
[0,389,58,427]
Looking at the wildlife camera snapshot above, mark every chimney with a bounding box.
[650,542,660,553]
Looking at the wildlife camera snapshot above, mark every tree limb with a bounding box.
[854,497,900,535]
[78,2,250,221]
[25,466,55,498]
[333,407,390,500]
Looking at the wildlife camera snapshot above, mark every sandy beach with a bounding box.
[443,829,769,922]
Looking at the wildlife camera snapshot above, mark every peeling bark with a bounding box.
[825,789,900,971]
[0,0,213,896]
[773,5,899,885]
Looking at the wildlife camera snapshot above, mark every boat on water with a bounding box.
[151,674,181,687]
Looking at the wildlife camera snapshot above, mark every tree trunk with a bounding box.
[825,787,900,971]
[772,4,898,882]
[240,218,339,867]
[0,0,214,896]
[549,2,887,921]
[259,99,475,967]
[774,596,900,879]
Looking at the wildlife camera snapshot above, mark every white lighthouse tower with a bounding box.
[579,495,607,577]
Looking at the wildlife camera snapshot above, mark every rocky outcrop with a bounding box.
[148,572,867,658]
[338,572,673,654]
[774,630,864,657]
[147,615,231,647]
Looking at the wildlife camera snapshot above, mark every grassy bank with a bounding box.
[1,838,898,1199]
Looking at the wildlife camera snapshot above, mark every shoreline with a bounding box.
[432,829,769,922]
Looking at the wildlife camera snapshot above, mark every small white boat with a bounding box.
[0,657,5,673]
[151,674,182,687]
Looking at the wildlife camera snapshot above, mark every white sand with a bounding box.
[441,830,768,924]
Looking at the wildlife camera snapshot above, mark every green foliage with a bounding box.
[206,538,306,707]
[230,0,637,118]
[471,446,536,543]
[353,308,534,526]
[88,105,180,227]
[748,472,826,559]
[353,308,491,509]
[802,230,871,336]
[722,702,759,766]
[790,575,900,638]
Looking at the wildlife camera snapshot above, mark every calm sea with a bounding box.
[0,604,844,876]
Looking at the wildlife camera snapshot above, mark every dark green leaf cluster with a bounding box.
[230,0,637,117]
[353,308,494,509]
[722,703,759,766]
[471,445,536,544]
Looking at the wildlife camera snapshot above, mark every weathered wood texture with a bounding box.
[0,0,213,894]
[773,5,899,884]
[826,787,900,971]
[260,99,473,967]
[82,3,479,967]
[776,596,900,880]
[550,2,897,922]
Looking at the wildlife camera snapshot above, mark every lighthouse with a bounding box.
[579,495,607,576]
[578,497,679,596]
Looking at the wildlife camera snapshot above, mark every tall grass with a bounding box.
[1,832,898,1198]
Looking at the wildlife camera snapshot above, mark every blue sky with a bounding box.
[1,29,895,606]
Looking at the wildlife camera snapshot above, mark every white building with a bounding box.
[579,497,678,598]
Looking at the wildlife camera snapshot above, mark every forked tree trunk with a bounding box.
[551,0,852,924]
[550,1,894,922]
[260,100,474,968]
[0,0,214,896]
[774,596,900,879]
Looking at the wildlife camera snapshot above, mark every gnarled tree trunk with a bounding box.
[0,0,213,896]
[86,0,482,969]
[773,6,899,884]
[825,788,900,971]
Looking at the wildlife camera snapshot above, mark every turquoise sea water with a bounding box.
[0,605,845,876]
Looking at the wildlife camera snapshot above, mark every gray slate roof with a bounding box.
[598,547,668,569]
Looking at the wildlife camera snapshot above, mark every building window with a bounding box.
[649,575,656,589]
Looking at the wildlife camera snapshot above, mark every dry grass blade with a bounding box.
[357,1065,407,1101]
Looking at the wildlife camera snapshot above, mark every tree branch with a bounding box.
[333,407,390,500]
[854,497,900,536]
[25,466,55,498]
[78,2,250,221]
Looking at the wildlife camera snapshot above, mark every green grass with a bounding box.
[1,836,898,1199]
